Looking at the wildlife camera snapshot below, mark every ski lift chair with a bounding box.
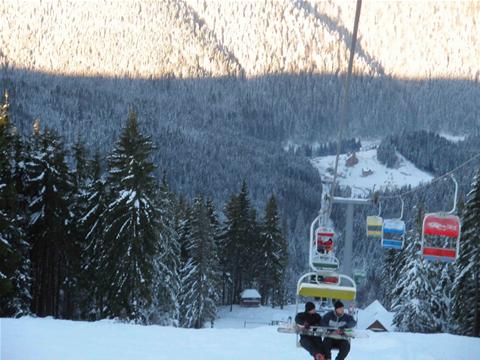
[316,227,335,254]
[367,198,383,238]
[297,272,357,301]
[382,219,405,250]
[421,175,461,263]
[311,223,340,271]
[422,213,460,262]
[366,216,383,238]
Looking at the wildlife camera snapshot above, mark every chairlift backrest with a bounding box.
[366,216,383,238]
[315,227,335,254]
[382,219,405,250]
[309,218,339,271]
[421,212,461,262]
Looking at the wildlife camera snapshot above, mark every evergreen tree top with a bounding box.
[107,109,156,193]
[265,195,278,219]
[89,151,103,181]
[72,136,89,186]
[0,89,9,128]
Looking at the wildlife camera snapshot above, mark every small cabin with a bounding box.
[362,167,373,177]
[346,152,359,167]
[367,319,388,332]
[240,289,261,307]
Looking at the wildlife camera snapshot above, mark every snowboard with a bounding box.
[277,324,369,339]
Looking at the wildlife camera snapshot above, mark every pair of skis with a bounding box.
[277,324,368,339]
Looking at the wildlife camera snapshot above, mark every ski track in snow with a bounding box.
[3,304,480,360]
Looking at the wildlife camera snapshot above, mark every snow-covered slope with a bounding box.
[2,1,479,79]
[439,133,466,143]
[4,305,480,360]
[311,148,434,197]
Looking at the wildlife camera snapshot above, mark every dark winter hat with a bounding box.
[334,300,344,309]
[305,302,315,312]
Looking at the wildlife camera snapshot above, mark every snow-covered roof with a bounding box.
[240,289,261,299]
[358,300,395,331]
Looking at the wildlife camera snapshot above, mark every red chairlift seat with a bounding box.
[322,276,339,284]
[316,228,335,254]
[309,272,339,285]
[421,213,461,262]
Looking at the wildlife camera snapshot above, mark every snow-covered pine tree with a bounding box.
[78,151,108,319]
[176,196,192,265]
[154,175,181,325]
[0,90,30,316]
[223,181,261,292]
[63,137,90,319]
[26,122,73,318]
[206,198,223,303]
[220,181,257,304]
[430,263,454,332]
[100,110,160,324]
[244,205,261,287]
[380,250,396,310]
[220,191,241,306]
[381,247,407,311]
[206,198,220,248]
[216,195,232,305]
[451,170,480,337]
[179,196,219,328]
[237,181,262,291]
[392,205,438,333]
[377,136,398,168]
[258,194,288,307]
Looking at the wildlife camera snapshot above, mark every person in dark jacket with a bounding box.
[320,300,356,360]
[295,302,325,360]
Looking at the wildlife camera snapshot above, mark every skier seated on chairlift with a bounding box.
[317,238,333,254]
[321,300,356,360]
[295,302,325,360]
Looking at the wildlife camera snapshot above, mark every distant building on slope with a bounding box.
[362,167,374,177]
[367,319,388,332]
[361,300,394,332]
[240,289,261,307]
[346,152,359,167]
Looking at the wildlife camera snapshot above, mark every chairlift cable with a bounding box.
[378,151,480,201]
[327,0,363,219]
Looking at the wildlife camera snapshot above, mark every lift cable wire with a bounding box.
[327,0,363,221]
[378,151,480,201]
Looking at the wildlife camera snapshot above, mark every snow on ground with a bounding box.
[311,149,434,197]
[439,133,466,143]
[215,304,296,329]
[359,139,381,150]
[3,304,480,360]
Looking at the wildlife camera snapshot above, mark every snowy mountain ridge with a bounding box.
[2,1,479,80]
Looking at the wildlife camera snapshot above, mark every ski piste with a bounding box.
[277,324,369,339]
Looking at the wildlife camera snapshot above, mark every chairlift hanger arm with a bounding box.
[449,174,458,214]
[398,197,404,220]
